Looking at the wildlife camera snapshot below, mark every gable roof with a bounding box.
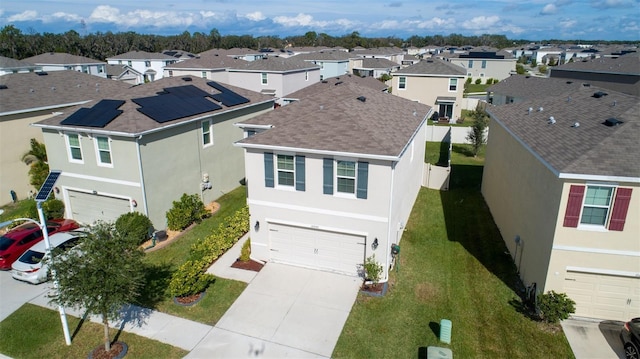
[228,56,319,73]
[107,51,176,61]
[552,53,640,75]
[236,81,431,159]
[165,53,247,70]
[0,56,39,70]
[358,58,400,70]
[393,58,465,76]
[23,52,104,65]
[487,87,640,180]
[487,75,585,100]
[284,74,389,99]
[292,50,355,62]
[33,76,274,136]
[0,71,129,115]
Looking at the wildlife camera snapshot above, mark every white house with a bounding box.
[106,51,177,84]
[22,52,106,78]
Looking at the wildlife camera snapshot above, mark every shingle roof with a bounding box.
[107,51,176,61]
[284,74,389,99]
[165,53,247,70]
[292,50,355,61]
[350,47,404,56]
[358,58,399,69]
[552,53,640,75]
[0,56,38,69]
[487,87,640,178]
[487,75,585,100]
[393,58,465,76]
[23,52,104,65]
[33,76,274,135]
[237,81,430,158]
[228,56,319,72]
[0,71,129,114]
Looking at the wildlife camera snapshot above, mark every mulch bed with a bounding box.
[173,292,205,306]
[361,282,387,297]
[88,341,127,359]
[231,259,264,272]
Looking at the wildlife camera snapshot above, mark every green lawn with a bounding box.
[465,83,491,93]
[333,143,574,359]
[0,304,187,359]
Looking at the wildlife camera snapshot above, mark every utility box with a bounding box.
[440,319,452,344]
[427,346,453,359]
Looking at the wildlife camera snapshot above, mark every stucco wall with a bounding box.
[163,69,229,83]
[392,75,464,122]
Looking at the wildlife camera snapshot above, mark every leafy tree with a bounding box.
[516,63,526,75]
[466,108,489,157]
[21,138,49,190]
[48,222,145,352]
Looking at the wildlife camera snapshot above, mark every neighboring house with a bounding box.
[0,71,128,205]
[163,52,247,83]
[226,56,320,101]
[23,52,107,78]
[32,76,274,228]
[162,49,198,61]
[482,85,640,321]
[401,55,420,67]
[352,58,401,78]
[281,74,388,105]
[532,47,564,64]
[447,47,516,82]
[292,50,355,80]
[105,64,143,85]
[235,80,432,280]
[216,48,267,62]
[549,54,640,96]
[106,51,177,83]
[0,56,40,75]
[391,58,466,123]
[350,47,406,64]
[486,75,584,106]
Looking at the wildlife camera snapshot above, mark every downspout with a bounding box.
[383,161,397,283]
[135,135,149,217]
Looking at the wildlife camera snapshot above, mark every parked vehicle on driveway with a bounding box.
[621,318,640,359]
[10,229,86,284]
[0,219,80,270]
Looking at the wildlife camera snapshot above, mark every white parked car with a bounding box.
[11,230,86,284]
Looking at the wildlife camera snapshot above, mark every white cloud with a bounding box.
[245,11,265,21]
[45,12,82,23]
[416,17,455,30]
[559,19,577,28]
[462,15,501,30]
[8,10,38,22]
[89,5,120,23]
[540,4,558,14]
[87,5,225,29]
[273,13,323,27]
[591,0,636,8]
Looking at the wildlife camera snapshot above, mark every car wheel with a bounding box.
[625,342,639,359]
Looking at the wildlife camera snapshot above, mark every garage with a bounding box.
[268,223,366,276]
[564,271,640,321]
[67,190,131,225]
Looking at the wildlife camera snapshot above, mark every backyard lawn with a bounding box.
[333,143,574,358]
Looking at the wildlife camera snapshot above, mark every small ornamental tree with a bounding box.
[363,254,382,284]
[537,291,576,324]
[21,138,49,190]
[466,108,489,157]
[48,222,145,353]
[115,211,153,246]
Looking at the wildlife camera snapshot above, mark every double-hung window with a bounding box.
[202,120,213,147]
[276,155,295,187]
[95,136,112,166]
[468,60,473,68]
[481,60,487,69]
[398,76,406,90]
[66,134,83,163]
[264,153,305,191]
[449,78,458,92]
[563,184,632,231]
[336,161,356,194]
[322,158,368,199]
[580,186,614,226]
[261,72,268,85]
[145,61,151,67]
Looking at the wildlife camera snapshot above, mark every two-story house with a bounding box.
[235,79,432,281]
[32,76,274,228]
[23,52,107,78]
[446,47,516,82]
[482,85,639,321]
[106,51,178,84]
[163,52,247,83]
[0,56,41,75]
[292,50,355,80]
[391,58,466,123]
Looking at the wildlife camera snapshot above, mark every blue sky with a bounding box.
[1,0,639,41]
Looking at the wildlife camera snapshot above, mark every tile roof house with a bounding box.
[163,52,247,83]
[292,50,356,80]
[392,58,466,123]
[234,80,432,280]
[32,76,274,228]
[0,71,129,205]
[445,47,517,82]
[106,51,178,84]
[23,52,107,78]
[0,56,41,75]
[482,83,640,321]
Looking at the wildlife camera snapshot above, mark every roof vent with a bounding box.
[37,72,48,76]
[0,84,7,90]
[527,107,533,114]
[335,81,343,85]
[357,96,366,102]
[612,100,617,107]
[582,83,591,87]
[593,91,608,98]
[29,88,34,93]
[182,77,192,81]
[51,86,56,91]
[548,116,556,124]
[538,107,544,112]
[567,96,571,102]
[572,122,580,128]
[566,81,573,84]
[603,118,623,127]
[321,80,328,83]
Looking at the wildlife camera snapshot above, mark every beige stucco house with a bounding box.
[235,78,432,281]
[391,58,466,123]
[445,47,516,82]
[482,85,639,321]
[32,76,274,228]
[163,52,248,83]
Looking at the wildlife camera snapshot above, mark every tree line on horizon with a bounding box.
[0,24,633,61]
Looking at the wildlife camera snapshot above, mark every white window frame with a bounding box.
[202,119,213,147]
[319,62,324,69]
[94,136,113,167]
[276,154,295,189]
[127,60,132,66]
[261,72,268,85]
[398,76,406,90]
[578,185,615,229]
[65,133,84,163]
[448,78,458,92]
[305,71,309,81]
[201,71,207,79]
[481,60,487,69]
[335,159,357,198]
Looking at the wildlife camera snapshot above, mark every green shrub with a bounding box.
[115,212,153,245]
[537,291,575,324]
[474,78,482,85]
[240,239,251,262]
[166,193,208,231]
[363,254,383,284]
[168,259,215,298]
[189,206,249,264]
[465,77,472,84]
[27,198,64,220]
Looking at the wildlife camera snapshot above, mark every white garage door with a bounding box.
[68,190,131,225]
[269,223,366,276]
[564,271,640,321]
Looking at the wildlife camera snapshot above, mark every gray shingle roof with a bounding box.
[292,50,355,61]
[23,52,104,65]
[107,51,176,61]
[487,87,640,179]
[393,58,465,76]
[237,81,431,158]
[34,76,274,135]
[0,56,38,69]
[0,71,129,114]
[229,56,319,72]
[553,53,640,75]
[358,58,399,69]
[487,75,585,100]
[165,53,247,70]
[285,74,389,99]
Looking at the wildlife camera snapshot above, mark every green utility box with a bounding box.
[440,319,452,344]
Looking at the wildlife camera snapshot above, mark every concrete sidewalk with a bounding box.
[561,317,625,359]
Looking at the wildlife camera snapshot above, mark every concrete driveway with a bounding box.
[0,270,50,322]
[186,263,362,358]
[561,318,626,359]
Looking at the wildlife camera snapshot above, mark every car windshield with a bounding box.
[19,250,44,264]
[0,236,16,251]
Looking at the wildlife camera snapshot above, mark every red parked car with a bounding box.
[0,219,79,270]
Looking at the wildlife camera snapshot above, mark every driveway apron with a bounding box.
[186,262,362,358]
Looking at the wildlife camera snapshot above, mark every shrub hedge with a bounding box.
[166,193,208,231]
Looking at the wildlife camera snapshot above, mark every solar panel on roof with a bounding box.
[60,99,125,128]
[35,171,61,202]
[207,81,250,107]
[132,85,222,123]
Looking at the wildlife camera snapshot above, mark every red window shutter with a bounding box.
[563,185,585,227]
[609,188,632,231]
